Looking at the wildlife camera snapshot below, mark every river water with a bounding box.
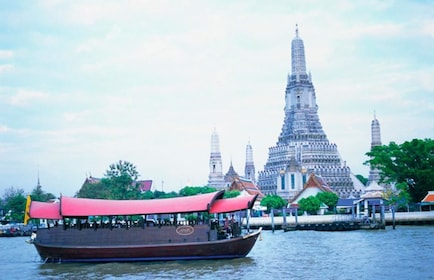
[2,226,433,279]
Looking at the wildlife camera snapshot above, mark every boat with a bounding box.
[24,191,262,263]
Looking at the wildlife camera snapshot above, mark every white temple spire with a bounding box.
[291,24,307,76]
[208,127,225,189]
[244,141,256,182]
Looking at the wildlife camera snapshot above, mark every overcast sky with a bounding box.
[1,0,433,197]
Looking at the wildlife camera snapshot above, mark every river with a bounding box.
[2,226,433,279]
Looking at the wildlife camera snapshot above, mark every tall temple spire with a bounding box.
[371,111,382,148]
[244,141,256,182]
[367,112,382,185]
[208,127,225,189]
[291,24,307,76]
[258,25,363,199]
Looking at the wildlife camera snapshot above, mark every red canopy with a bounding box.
[209,194,257,214]
[28,191,257,219]
[60,191,224,217]
[29,201,62,220]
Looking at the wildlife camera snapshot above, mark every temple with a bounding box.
[257,25,364,199]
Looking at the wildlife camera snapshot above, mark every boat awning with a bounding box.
[209,194,257,214]
[29,201,62,220]
[59,191,225,217]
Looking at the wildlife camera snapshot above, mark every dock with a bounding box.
[244,211,434,230]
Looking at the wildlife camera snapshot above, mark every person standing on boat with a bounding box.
[224,216,231,237]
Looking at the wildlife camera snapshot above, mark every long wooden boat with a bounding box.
[25,191,262,263]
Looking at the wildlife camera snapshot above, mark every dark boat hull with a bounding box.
[33,226,262,263]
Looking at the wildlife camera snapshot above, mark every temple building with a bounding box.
[207,129,258,190]
[257,25,364,199]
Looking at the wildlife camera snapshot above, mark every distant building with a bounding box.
[206,129,262,194]
[82,176,152,193]
[257,25,364,198]
[229,177,264,200]
[289,173,335,205]
[421,191,434,211]
[224,162,239,188]
[289,173,336,215]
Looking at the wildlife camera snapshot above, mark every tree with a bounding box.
[2,187,27,222]
[102,160,141,200]
[223,190,240,198]
[76,181,109,199]
[356,174,368,186]
[298,196,321,215]
[179,186,216,197]
[30,184,55,202]
[365,138,434,202]
[383,182,411,211]
[316,192,339,211]
[260,194,287,213]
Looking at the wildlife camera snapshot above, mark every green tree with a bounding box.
[356,174,368,186]
[179,186,217,196]
[102,160,140,200]
[260,194,287,213]
[316,192,339,211]
[2,187,27,222]
[365,138,434,202]
[223,190,240,198]
[140,190,154,200]
[30,184,55,202]
[298,196,321,215]
[76,181,109,199]
[383,182,411,211]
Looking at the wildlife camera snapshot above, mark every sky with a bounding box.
[1,0,433,197]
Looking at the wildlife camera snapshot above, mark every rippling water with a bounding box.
[2,226,433,279]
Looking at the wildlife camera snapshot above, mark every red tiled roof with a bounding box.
[290,173,335,203]
[421,191,434,203]
[229,178,264,199]
[137,180,152,192]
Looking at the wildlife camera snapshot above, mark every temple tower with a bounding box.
[208,128,225,189]
[257,25,363,199]
[244,141,256,183]
[367,113,382,185]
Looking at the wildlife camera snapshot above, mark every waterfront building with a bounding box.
[207,128,226,189]
[257,25,364,199]
[289,173,334,215]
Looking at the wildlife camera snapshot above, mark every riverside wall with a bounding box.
[244,211,434,230]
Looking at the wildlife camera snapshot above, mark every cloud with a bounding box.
[8,89,49,106]
[0,0,433,196]
[0,64,14,73]
[0,50,14,59]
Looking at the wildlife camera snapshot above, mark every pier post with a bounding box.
[295,208,298,225]
[283,207,287,227]
[271,208,275,232]
[380,200,385,229]
[392,205,396,230]
[246,209,250,232]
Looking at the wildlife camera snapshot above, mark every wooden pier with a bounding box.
[244,211,434,231]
